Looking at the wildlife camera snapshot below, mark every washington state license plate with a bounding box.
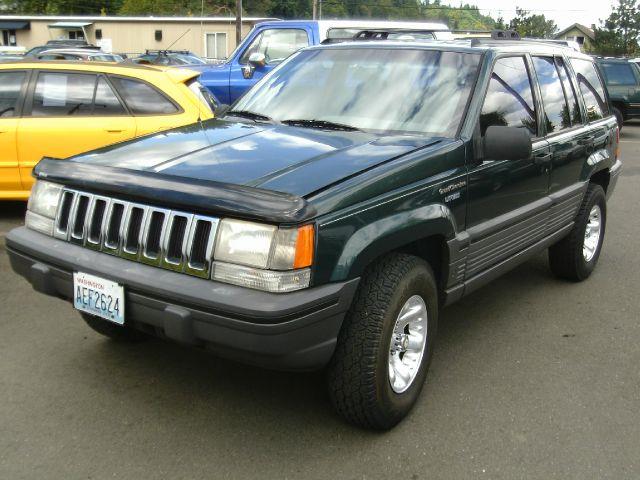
[73,272,125,325]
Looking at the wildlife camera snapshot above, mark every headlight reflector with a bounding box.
[27,180,63,220]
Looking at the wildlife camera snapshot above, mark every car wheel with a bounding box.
[81,313,148,342]
[549,183,606,281]
[327,253,438,430]
[613,107,624,131]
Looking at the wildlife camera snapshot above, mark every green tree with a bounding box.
[509,7,557,38]
[592,0,640,56]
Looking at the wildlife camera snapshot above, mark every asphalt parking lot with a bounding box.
[1,128,639,480]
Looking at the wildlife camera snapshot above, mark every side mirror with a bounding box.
[248,52,266,67]
[483,126,532,161]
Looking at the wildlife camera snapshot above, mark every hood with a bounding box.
[69,119,446,198]
[177,62,228,74]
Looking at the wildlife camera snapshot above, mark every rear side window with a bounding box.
[532,56,570,134]
[571,58,609,121]
[556,57,582,125]
[93,77,126,115]
[0,71,26,118]
[110,77,178,115]
[600,62,637,86]
[480,56,537,136]
[32,72,96,116]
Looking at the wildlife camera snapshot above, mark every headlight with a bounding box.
[212,219,314,292]
[25,180,63,236]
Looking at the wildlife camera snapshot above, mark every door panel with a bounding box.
[0,118,21,195]
[228,27,311,103]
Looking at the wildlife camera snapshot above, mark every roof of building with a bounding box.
[555,23,595,40]
[0,15,277,23]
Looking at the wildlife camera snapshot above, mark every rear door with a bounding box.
[0,70,28,196]
[17,71,136,192]
[228,27,311,103]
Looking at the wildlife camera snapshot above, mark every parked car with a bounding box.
[595,57,640,129]
[24,40,100,58]
[0,53,24,62]
[0,61,214,200]
[196,20,452,105]
[6,39,620,429]
[36,48,124,62]
[131,50,207,66]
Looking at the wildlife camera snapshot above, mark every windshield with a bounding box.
[234,47,480,136]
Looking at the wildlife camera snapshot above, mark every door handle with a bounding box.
[105,129,124,133]
[533,153,552,165]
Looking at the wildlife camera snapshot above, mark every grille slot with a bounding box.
[55,191,75,238]
[105,202,126,250]
[87,198,108,245]
[53,189,218,278]
[144,211,166,259]
[123,206,145,254]
[70,194,90,242]
[165,215,188,265]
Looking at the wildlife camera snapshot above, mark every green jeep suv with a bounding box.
[597,57,640,129]
[7,38,621,429]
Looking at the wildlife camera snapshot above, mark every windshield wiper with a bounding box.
[225,110,273,122]
[282,119,361,131]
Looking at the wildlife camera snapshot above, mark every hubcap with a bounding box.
[583,205,602,262]
[388,295,428,394]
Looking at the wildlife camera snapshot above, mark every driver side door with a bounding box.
[228,27,310,103]
[0,70,28,198]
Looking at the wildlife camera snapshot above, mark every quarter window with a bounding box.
[571,58,609,121]
[32,72,96,117]
[93,77,126,115]
[532,56,570,133]
[480,56,537,136]
[110,77,178,115]
[0,71,26,118]
[240,29,309,65]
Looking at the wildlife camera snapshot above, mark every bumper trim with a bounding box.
[7,227,359,371]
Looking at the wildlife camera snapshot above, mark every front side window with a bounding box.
[240,29,309,65]
[235,48,480,136]
[600,62,637,86]
[571,58,609,122]
[110,77,178,115]
[532,56,570,134]
[0,71,26,118]
[32,72,96,116]
[480,56,537,136]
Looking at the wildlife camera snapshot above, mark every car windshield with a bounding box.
[234,47,481,136]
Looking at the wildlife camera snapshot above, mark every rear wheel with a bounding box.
[327,253,438,430]
[81,313,148,342]
[549,183,606,281]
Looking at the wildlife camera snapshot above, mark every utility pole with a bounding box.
[236,0,242,46]
[318,0,322,19]
[313,0,318,20]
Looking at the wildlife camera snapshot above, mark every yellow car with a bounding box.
[0,61,215,200]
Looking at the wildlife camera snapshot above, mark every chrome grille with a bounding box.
[55,189,220,279]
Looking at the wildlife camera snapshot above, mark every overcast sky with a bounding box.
[460,0,617,31]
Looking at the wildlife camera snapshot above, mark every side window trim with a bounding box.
[108,74,183,117]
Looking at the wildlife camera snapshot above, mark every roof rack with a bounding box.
[144,49,192,55]
[490,29,520,40]
[320,28,440,44]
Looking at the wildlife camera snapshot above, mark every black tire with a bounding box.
[327,253,438,430]
[613,107,624,131]
[81,313,148,342]
[549,183,607,281]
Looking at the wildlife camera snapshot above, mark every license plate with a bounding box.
[73,272,125,325]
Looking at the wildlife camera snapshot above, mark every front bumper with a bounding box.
[6,227,359,371]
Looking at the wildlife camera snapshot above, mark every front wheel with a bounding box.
[327,253,438,430]
[549,183,607,281]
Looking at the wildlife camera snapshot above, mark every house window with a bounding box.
[68,30,85,41]
[1,29,17,46]
[205,32,227,59]
[576,36,585,45]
